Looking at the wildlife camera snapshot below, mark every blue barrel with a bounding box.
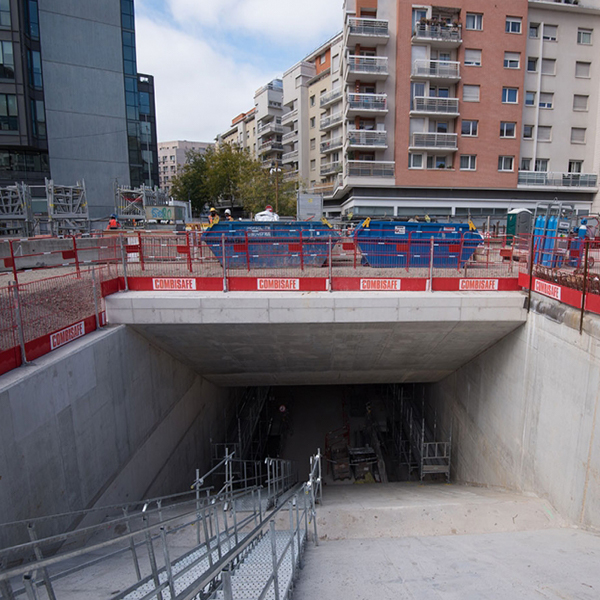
[202,221,339,269]
[354,221,484,268]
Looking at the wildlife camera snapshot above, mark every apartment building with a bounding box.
[158,140,212,194]
[0,0,158,217]
[218,0,600,219]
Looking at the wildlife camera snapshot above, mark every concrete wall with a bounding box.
[39,0,131,219]
[429,295,600,530]
[0,325,234,547]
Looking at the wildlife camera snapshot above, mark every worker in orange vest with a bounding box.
[209,207,220,225]
[107,214,120,230]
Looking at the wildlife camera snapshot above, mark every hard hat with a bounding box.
[110,214,116,219]
[265,205,273,211]
[225,209,231,214]
[210,207,216,212]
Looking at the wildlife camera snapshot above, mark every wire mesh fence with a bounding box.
[0,284,17,353]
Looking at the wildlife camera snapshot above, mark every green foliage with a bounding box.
[170,144,297,217]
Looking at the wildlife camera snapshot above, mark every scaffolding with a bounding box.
[0,183,34,237]
[46,178,90,235]
[114,184,169,223]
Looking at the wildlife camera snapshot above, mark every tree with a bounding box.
[170,150,209,215]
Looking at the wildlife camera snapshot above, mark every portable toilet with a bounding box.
[506,208,532,242]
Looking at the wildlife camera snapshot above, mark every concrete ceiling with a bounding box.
[106,291,527,386]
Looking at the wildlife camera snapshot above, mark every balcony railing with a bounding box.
[258,123,284,135]
[411,96,459,115]
[347,130,388,147]
[258,141,284,153]
[410,132,458,149]
[412,24,462,43]
[320,161,342,176]
[347,55,389,77]
[347,160,395,178]
[347,93,387,112]
[282,130,298,143]
[312,182,335,194]
[518,171,598,188]
[320,137,343,153]
[320,88,343,107]
[347,17,389,38]
[282,150,299,163]
[412,59,460,79]
[281,109,298,125]
[320,112,343,130]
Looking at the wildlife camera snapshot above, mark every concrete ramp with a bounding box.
[106,291,527,386]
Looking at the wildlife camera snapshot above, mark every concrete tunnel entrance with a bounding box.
[232,384,450,486]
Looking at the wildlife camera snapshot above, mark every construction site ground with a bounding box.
[294,482,600,600]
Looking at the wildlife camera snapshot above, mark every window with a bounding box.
[502,87,518,103]
[310,138,316,150]
[30,99,46,139]
[139,92,150,115]
[520,158,531,171]
[409,153,423,168]
[506,17,522,34]
[310,116,315,128]
[576,61,591,78]
[573,94,589,111]
[535,159,549,172]
[0,93,18,130]
[26,0,39,39]
[498,156,514,171]
[525,91,536,106]
[464,49,482,66]
[538,126,552,141]
[320,53,326,64]
[571,127,586,143]
[310,95,315,107]
[541,58,556,75]
[504,52,520,69]
[500,122,516,137]
[427,155,449,169]
[0,41,13,79]
[539,93,553,108]
[527,57,538,72]
[543,24,558,41]
[466,13,482,30]
[461,120,478,136]
[460,155,476,170]
[523,124,534,139]
[463,84,480,102]
[529,23,539,38]
[0,0,10,27]
[310,159,316,171]
[577,28,592,45]
[569,160,583,174]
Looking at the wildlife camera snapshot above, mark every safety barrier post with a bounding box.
[186,231,193,273]
[195,468,201,544]
[22,575,38,600]
[159,527,176,599]
[270,520,281,600]
[245,230,251,272]
[289,501,296,581]
[457,234,464,272]
[428,236,434,292]
[406,233,411,273]
[137,231,145,272]
[527,233,535,312]
[222,234,228,292]
[119,235,129,291]
[27,523,57,600]
[222,566,234,600]
[91,268,101,331]
[580,239,590,335]
[295,492,303,569]
[300,230,304,271]
[8,239,18,285]
[143,515,164,600]
[71,236,81,277]
[122,507,142,581]
[10,281,27,365]
[202,507,213,568]
[328,236,333,292]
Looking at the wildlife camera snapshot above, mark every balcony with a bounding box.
[283,169,299,182]
[320,88,343,108]
[410,96,459,117]
[321,137,343,153]
[346,17,390,47]
[518,171,598,189]
[320,161,342,176]
[347,129,388,149]
[282,129,298,144]
[320,112,343,131]
[262,159,282,168]
[346,55,389,82]
[409,132,458,152]
[312,182,335,195]
[411,59,460,83]
[412,24,462,48]
[282,149,299,164]
[347,160,395,178]
[258,123,284,136]
[258,140,284,154]
[346,93,388,117]
[281,108,298,125]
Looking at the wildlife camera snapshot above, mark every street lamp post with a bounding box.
[270,161,281,213]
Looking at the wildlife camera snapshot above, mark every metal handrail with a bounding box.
[411,132,458,149]
[347,130,388,146]
[347,17,389,37]
[413,23,462,42]
[412,59,460,78]
[412,96,459,114]
[320,88,343,107]
[347,92,387,111]
[518,171,598,187]
[347,55,389,75]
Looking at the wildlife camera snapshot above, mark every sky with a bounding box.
[135,0,344,144]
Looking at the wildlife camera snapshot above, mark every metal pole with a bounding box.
[122,507,142,581]
[289,501,296,581]
[295,492,303,569]
[428,236,434,292]
[22,576,39,600]
[0,580,16,600]
[527,232,535,312]
[213,503,223,559]
[258,487,263,523]
[222,566,234,600]
[8,239,19,285]
[91,267,101,331]
[580,239,590,335]
[311,481,319,547]
[222,233,228,292]
[27,524,57,600]
[202,507,214,568]
[232,491,239,546]
[159,527,176,599]
[270,520,281,600]
[72,235,80,276]
[143,516,163,600]
[9,282,27,365]
[119,235,129,291]
[328,235,333,292]
[195,468,201,545]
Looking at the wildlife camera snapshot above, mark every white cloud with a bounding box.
[136,17,275,142]
[169,0,342,45]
